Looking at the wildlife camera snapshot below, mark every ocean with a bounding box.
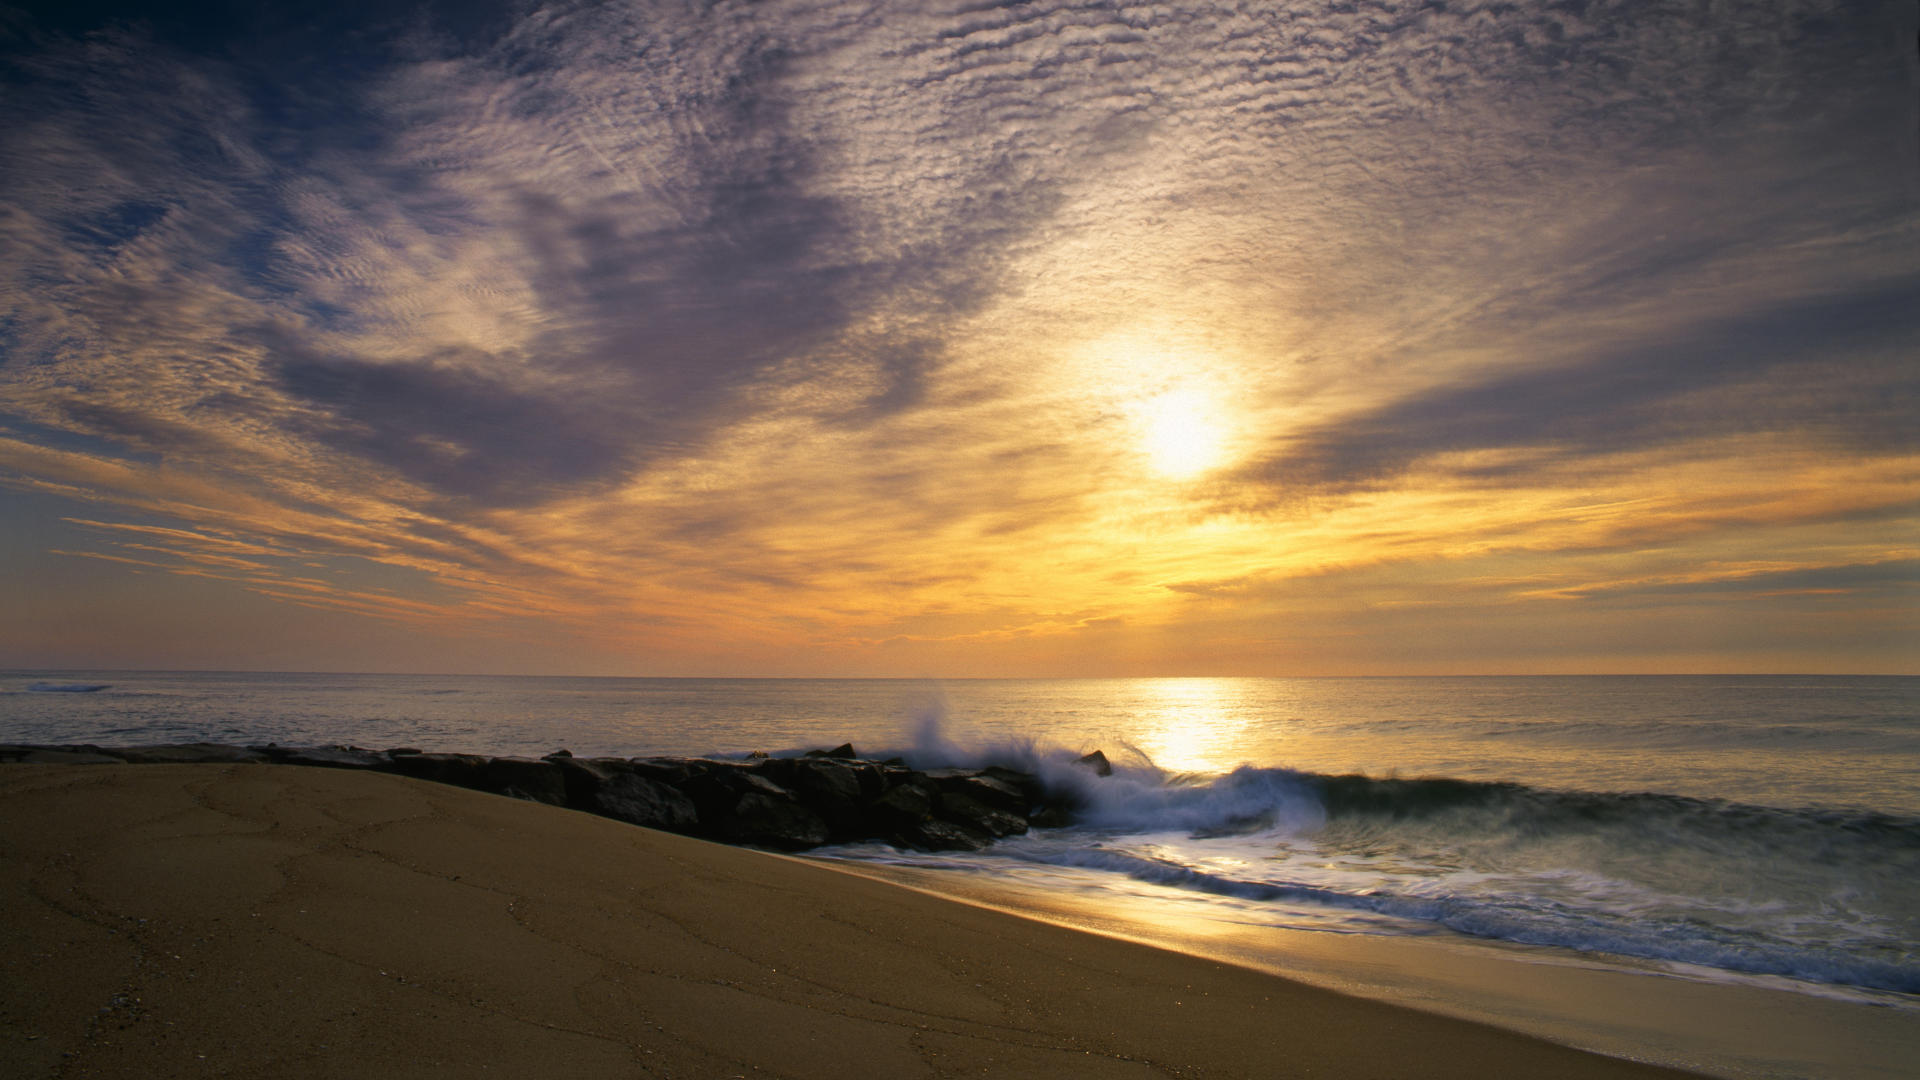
[5,671,1917,1071]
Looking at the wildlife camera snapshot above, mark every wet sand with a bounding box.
[0,764,1706,1078]
[827,861,1920,1080]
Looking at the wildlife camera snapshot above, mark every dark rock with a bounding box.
[628,757,701,784]
[1075,750,1113,777]
[749,756,799,784]
[862,777,951,847]
[927,769,1031,815]
[546,748,573,758]
[1030,804,1076,829]
[935,791,1028,839]
[550,755,607,802]
[0,744,125,765]
[389,752,492,788]
[476,757,568,806]
[680,767,799,831]
[550,756,630,807]
[965,773,1033,814]
[982,765,1045,804]
[790,758,862,801]
[848,761,886,799]
[722,792,830,849]
[5,740,1063,855]
[897,818,991,851]
[106,744,270,765]
[785,758,866,836]
[268,746,396,771]
[879,763,923,789]
[869,780,933,825]
[739,770,796,800]
[593,771,699,833]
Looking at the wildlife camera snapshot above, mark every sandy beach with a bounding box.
[0,763,1710,1078]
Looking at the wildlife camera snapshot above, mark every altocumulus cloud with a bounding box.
[0,0,1915,672]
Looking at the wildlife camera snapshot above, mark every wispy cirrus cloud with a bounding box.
[1,0,1915,673]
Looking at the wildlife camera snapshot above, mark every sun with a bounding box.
[1139,388,1226,479]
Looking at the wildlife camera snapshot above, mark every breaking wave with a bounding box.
[847,706,1920,996]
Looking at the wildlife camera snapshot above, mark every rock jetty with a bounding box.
[0,741,1107,853]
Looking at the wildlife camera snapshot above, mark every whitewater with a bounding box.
[826,744,1920,1000]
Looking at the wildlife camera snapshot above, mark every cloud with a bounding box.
[1556,559,1920,603]
[262,338,636,505]
[1,0,1915,672]
[1234,276,1920,496]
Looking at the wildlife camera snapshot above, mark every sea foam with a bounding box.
[838,702,1920,996]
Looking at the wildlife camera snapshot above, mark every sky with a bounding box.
[1,0,1916,677]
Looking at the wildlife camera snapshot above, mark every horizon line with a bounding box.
[7,668,1915,681]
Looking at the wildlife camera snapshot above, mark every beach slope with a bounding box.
[0,764,1702,1078]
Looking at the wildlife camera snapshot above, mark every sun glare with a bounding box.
[1132,678,1249,774]
[1140,389,1226,479]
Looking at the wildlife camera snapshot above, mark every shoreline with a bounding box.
[1,763,1709,1079]
[815,859,1920,1080]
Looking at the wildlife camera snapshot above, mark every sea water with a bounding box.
[5,672,1916,1009]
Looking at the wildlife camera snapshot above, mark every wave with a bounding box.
[1006,843,1920,994]
[26,682,111,693]
[887,700,1920,855]
[1305,770,1920,847]
[854,706,1920,995]
[1042,768,1920,994]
